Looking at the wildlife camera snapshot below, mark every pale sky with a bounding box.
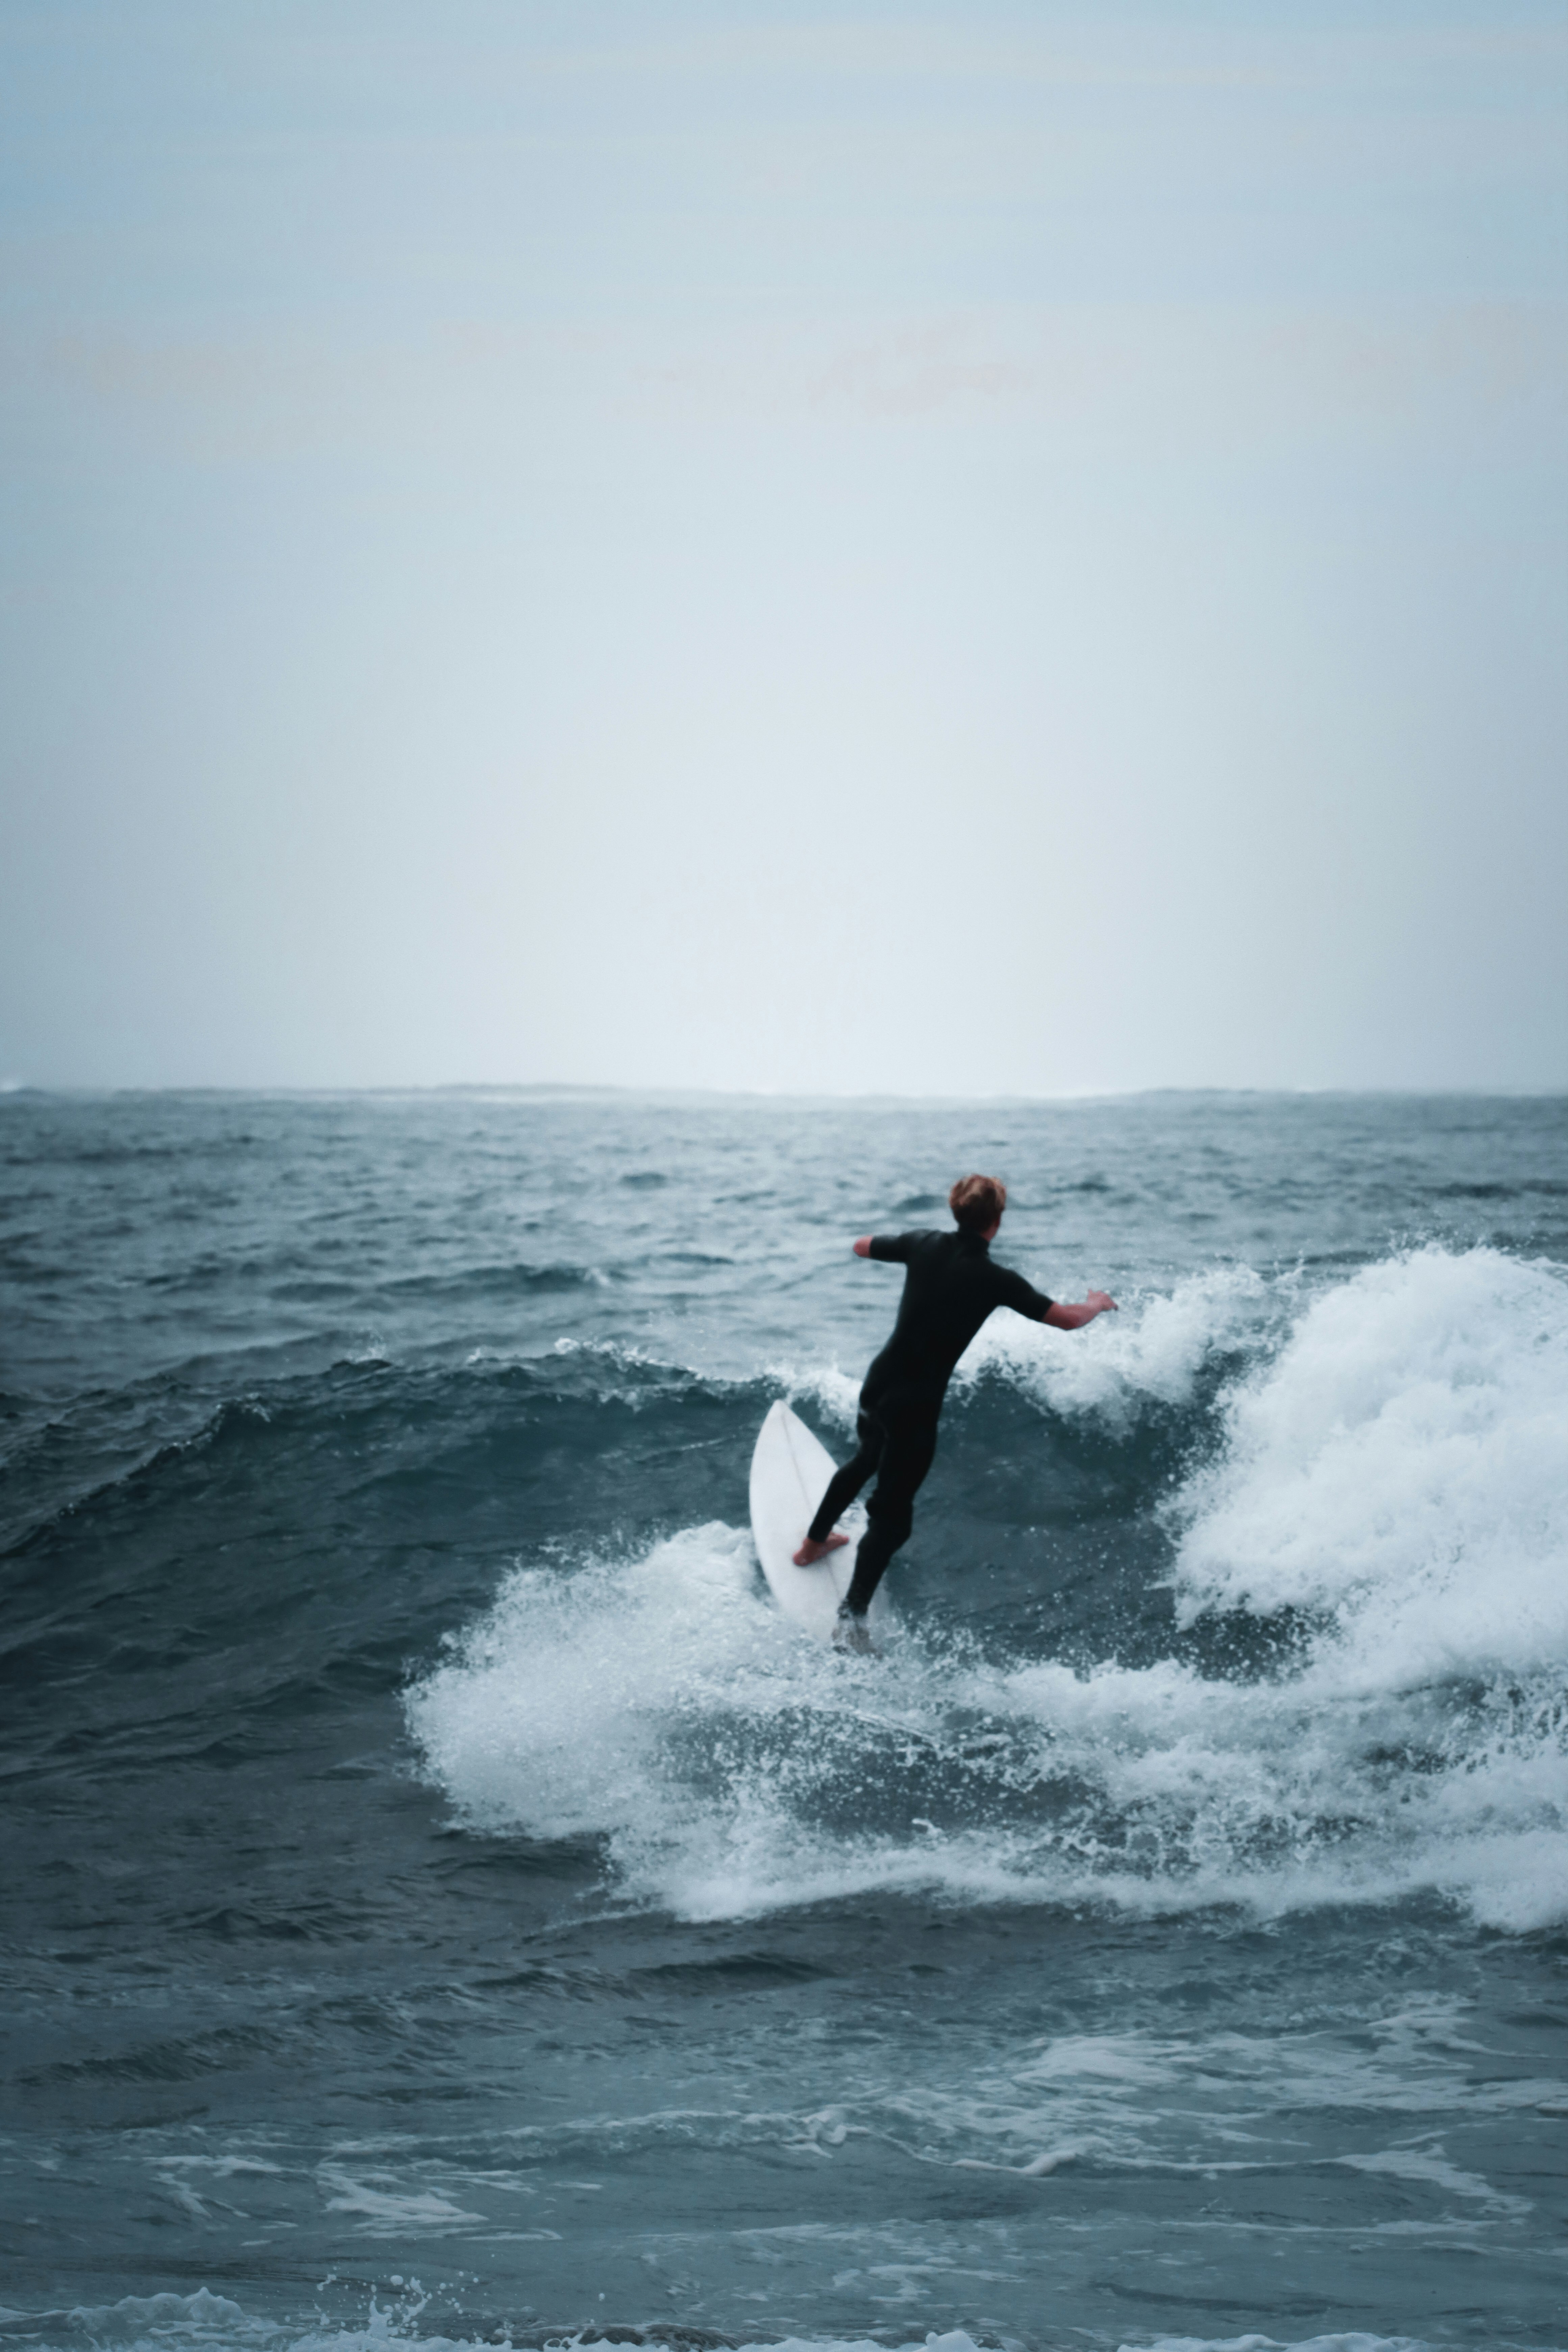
[2,1,1564,1094]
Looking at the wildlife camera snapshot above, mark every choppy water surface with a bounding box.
[2,1089,1566,2352]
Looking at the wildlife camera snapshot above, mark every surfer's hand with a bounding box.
[1085,1289,1117,1316]
[852,1236,873,1258]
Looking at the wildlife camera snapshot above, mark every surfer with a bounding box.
[793,1174,1116,1650]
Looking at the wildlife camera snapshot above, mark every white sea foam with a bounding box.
[1172,1245,1568,1686]
[1135,2337,1434,2352]
[767,1358,864,1433]
[791,1995,1566,2191]
[407,1249,1568,1934]
[0,2296,1442,2352]
[318,2167,484,2232]
[959,1263,1276,1427]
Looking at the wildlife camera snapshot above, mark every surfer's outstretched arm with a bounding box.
[1043,1290,1118,1330]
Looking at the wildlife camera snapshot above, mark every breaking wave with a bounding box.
[407,1247,1568,1934]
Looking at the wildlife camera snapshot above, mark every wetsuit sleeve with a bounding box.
[866,1232,921,1263]
[991,1264,1056,1322]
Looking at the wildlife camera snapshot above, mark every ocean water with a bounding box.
[2,1089,1567,2352]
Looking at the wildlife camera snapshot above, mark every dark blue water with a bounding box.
[3,1090,1567,2352]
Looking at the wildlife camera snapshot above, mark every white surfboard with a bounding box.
[749,1400,888,1643]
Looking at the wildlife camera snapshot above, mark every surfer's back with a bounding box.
[865,1226,1053,1398]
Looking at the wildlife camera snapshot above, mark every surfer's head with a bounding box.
[950,1174,1006,1236]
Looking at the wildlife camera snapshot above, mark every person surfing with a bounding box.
[794,1173,1117,1651]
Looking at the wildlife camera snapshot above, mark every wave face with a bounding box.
[3,1090,1567,2352]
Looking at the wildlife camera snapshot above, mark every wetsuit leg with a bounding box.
[840,1409,939,1617]
[806,1408,884,1544]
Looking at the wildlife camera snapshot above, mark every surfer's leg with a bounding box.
[805,1410,883,1545]
[839,1414,938,1616]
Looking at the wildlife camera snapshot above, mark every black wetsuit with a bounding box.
[808,1227,1056,1616]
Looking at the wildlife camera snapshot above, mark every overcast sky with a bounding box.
[1,1,1564,1094]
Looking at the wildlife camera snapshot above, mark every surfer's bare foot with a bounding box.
[793,1532,850,1567]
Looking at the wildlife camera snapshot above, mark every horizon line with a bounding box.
[3,1080,1565,1107]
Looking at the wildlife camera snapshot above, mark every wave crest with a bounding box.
[1172,1245,1568,1688]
